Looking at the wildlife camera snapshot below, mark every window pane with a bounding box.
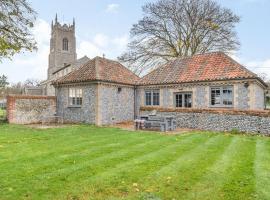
[184,94,192,108]
[153,90,160,106]
[175,94,183,107]
[79,89,82,97]
[211,88,221,105]
[69,88,83,106]
[145,91,151,106]
[69,88,72,98]
[223,87,233,106]
[72,97,76,105]
[76,97,82,105]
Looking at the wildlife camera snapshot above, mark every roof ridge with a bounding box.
[94,56,140,79]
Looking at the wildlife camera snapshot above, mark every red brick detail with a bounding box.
[7,96,15,123]
[140,106,270,117]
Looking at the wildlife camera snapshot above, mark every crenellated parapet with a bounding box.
[51,14,75,33]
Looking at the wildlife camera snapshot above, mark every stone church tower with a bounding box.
[48,14,77,79]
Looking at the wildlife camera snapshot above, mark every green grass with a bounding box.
[0,124,270,200]
[0,108,6,117]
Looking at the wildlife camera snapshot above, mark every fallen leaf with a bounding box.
[133,183,138,187]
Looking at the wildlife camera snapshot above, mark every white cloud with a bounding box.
[112,35,129,51]
[230,52,270,80]
[93,34,109,47]
[245,59,270,80]
[77,34,129,59]
[77,41,104,58]
[106,4,120,14]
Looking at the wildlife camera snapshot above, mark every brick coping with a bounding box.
[140,106,270,117]
[7,95,56,100]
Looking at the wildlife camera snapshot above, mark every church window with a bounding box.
[63,38,68,51]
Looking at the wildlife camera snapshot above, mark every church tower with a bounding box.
[48,14,77,79]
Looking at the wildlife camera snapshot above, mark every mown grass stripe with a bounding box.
[255,138,270,200]
[131,134,233,200]
[69,134,221,199]
[31,134,207,199]
[41,133,197,179]
[0,133,195,198]
[181,137,241,200]
[0,132,165,183]
[1,124,270,200]
[0,129,154,165]
[219,136,257,200]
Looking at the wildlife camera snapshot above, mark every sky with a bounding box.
[1,0,270,83]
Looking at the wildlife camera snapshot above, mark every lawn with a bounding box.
[0,108,6,118]
[0,124,270,200]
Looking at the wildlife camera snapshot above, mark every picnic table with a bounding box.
[135,115,176,132]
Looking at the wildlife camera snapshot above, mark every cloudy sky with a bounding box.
[1,0,270,83]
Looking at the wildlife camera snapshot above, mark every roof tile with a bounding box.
[54,57,140,85]
[139,52,259,85]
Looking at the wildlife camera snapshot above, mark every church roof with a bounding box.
[53,56,140,85]
[138,52,266,86]
[53,56,90,74]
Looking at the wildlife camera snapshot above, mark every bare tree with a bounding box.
[23,78,41,87]
[119,0,240,75]
[257,73,269,82]
[0,0,37,61]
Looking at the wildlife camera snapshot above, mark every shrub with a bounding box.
[230,128,241,135]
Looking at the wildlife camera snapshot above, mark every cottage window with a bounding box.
[145,90,160,106]
[175,93,192,108]
[63,38,68,51]
[211,86,233,107]
[69,88,82,106]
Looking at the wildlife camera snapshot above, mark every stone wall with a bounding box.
[99,84,135,125]
[56,85,97,124]
[236,83,249,109]
[140,107,270,134]
[7,95,56,124]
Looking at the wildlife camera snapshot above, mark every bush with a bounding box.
[0,108,7,120]
[230,128,241,135]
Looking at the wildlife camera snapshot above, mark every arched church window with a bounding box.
[62,38,68,51]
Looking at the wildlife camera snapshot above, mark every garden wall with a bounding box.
[140,107,270,134]
[7,95,56,124]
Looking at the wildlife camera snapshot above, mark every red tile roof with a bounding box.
[54,56,140,85]
[139,52,264,86]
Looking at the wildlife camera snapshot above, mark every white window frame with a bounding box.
[210,86,233,107]
[69,88,83,107]
[174,92,193,108]
[145,89,160,106]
